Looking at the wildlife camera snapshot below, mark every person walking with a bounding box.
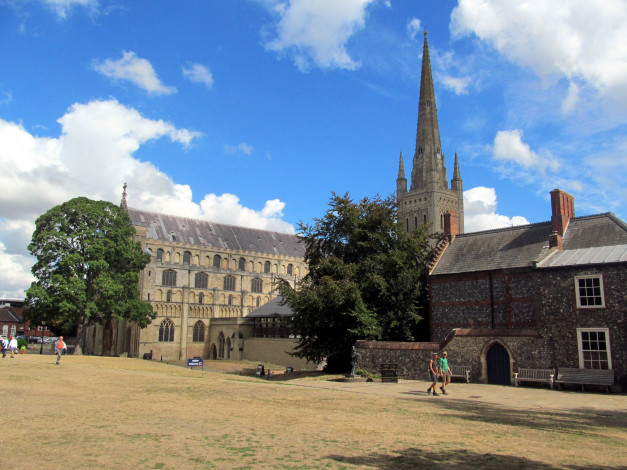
[427,352,440,396]
[1,337,7,358]
[439,351,451,395]
[8,336,18,358]
[55,336,67,365]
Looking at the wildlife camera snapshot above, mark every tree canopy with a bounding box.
[25,197,154,353]
[277,193,438,371]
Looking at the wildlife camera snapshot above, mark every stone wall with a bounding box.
[242,337,320,371]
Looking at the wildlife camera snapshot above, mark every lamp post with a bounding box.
[39,321,45,355]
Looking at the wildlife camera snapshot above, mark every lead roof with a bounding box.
[127,208,305,259]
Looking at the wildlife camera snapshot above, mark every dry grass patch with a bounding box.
[1,355,625,469]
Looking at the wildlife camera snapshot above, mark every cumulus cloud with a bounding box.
[182,63,214,89]
[93,51,177,95]
[493,129,559,174]
[464,187,529,233]
[224,142,254,155]
[450,0,627,108]
[406,18,422,40]
[262,0,376,72]
[0,99,295,298]
[440,75,471,95]
[41,0,97,18]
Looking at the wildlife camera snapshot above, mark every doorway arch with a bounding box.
[486,342,511,385]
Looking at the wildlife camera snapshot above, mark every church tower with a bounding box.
[397,31,464,236]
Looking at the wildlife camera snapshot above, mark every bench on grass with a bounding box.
[514,368,555,389]
[554,368,614,392]
[449,365,471,383]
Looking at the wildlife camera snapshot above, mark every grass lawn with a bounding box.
[1,355,625,469]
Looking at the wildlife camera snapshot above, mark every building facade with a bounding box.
[85,202,308,363]
[396,31,464,237]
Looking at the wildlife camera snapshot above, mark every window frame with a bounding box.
[162,269,177,287]
[192,321,205,342]
[223,276,236,291]
[574,275,605,308]
[194,272,208,289]
[158,319,175,342]
[577,328,612,369]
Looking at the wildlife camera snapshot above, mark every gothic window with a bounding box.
[238,257,246,271]
[287,264,293,275]
[198,293,204,304]
[228,294,233,305]
[213,255,221,268]
[426,100,431,108]
[251,278,263,293]
[264,261,271,273]
[183,251,191,265]
[193,321,205,342]
[162,270,176,286]
[156,248,163,262]
[575,275,605,308]
[418,147,423,155]
[158,319,174,342]
[166,290,171,303]
[195,272,208,289]
[256,297,261,307]
[223,276,236,291]
[577,329,611,369]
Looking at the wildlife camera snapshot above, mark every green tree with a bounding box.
[24,197,154,354]
[277,193,438,371]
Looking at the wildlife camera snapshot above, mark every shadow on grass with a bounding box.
[328,447,616,469]
[401,391,627,435]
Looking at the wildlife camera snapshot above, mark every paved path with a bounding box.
[288,378,627,416]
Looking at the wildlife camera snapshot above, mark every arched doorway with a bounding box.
[226,337,231,359]
[210,344,217,360]
[487,343,511,385]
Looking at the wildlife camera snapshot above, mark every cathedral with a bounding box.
[397,31,464,236]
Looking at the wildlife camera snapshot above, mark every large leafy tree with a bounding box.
[278,193,438,371]
[25,197,154,354]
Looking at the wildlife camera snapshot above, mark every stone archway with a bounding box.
[210,344,217,360]
[480,340,513,385]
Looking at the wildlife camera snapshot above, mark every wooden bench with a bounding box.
[554,368,614,392]
[514,368,555,389]
[449,365,471,383]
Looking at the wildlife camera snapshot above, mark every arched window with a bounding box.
[223,276,236,291]
[166,290,171,303]
[162,270,176,286]
[228,294,233,305]
[195,272,208,289]
[213,255,221,268]
[159,319,174,342]
[156,249,163,262]
[193,321,205,342]
[238,257,246,271]
[418,147,423,155]
[183,251,191,265]
[264,261,271,273]
[251,278,263,293]
[256,297,260,307]
[426,100,431,108]
[287,264,293,275]
[198,292,204,304]
[415,216,418,229]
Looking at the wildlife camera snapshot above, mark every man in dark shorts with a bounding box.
[427,353,440,396]
[439,351,451,395]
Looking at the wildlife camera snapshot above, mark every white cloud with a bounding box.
[0,99,294,298]
[406,18,422,40]
[493,129,559,174]
[224,142,254,155]
[93,51,177,95]
[262,0,376,72]
[41,0,97,18]
[464,187,529,233]
[182,63,214,89]
[450,0,627,108]
[440,75,471,95]
[561,81,580,114]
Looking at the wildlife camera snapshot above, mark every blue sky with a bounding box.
[1,0,626,298]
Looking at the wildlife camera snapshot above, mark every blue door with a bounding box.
[487,343,511,385]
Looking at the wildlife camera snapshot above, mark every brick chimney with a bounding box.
[549,189,575,250]
[443,211,459,241]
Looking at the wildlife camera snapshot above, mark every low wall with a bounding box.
[242,338,321,371]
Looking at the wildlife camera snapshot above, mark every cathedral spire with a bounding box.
[412,29,444,191]
[397,151,407,195]
[453,152,461,181]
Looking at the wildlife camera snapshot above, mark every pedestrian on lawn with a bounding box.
[439,351,451,395]
[55,336,67,365]
[427,352,440,396]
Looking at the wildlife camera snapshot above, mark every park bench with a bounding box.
[554,367,614,392]
[513,368,555,389]
[449,365,471,383]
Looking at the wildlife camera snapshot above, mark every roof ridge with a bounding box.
[127,207,298,238]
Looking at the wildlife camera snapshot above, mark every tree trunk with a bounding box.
[74,315,88,355]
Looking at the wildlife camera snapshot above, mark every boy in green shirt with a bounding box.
[439,351,451,395]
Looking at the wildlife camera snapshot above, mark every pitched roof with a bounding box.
[0,306,23,323]
[431,213,627,275]
[245,296,294,318]
[538,244,627,268]
[127,208,305,259]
